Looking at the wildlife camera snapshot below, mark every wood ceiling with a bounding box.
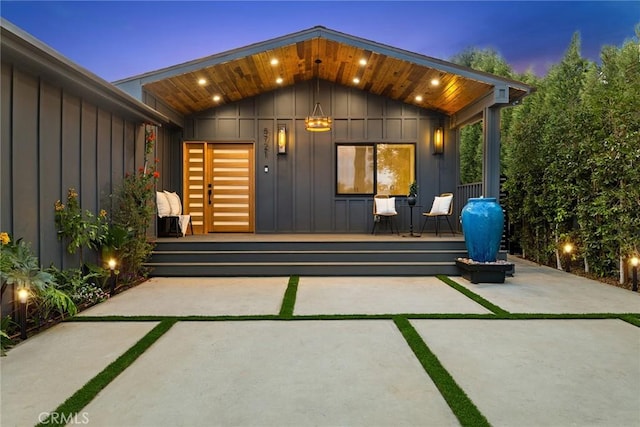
[140,30,531,117]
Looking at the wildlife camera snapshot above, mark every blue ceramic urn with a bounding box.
[460,197,504,262]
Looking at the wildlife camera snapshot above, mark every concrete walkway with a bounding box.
[2,257,639,427]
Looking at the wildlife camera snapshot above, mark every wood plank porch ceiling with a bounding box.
[140,28,531,117]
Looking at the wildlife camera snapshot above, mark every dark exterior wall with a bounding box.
[143,91,184,193]
[178,80,457,233]
[0,62,161,269]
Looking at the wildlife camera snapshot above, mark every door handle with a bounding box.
[208,184,212,205]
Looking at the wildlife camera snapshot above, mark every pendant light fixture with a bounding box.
[305,59,332,132]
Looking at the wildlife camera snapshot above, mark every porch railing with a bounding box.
[454,182,483,231]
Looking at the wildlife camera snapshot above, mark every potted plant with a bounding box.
[407,181,418,206]
[457,197,514,283]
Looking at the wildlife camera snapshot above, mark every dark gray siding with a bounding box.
[180,80,457,233]
[0,64,172,269]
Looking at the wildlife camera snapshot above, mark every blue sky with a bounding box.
[1,1,638,82]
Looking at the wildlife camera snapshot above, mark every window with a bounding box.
[337,143,415,196]
[337,145,374,194]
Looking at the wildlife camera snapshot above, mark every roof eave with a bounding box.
[1,18,170,126]
[115,25,534,95]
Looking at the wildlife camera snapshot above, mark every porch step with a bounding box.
[146,238,491,276]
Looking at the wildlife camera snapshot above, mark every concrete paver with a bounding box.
[295,276,491,315]
[0,322,159,427]
[412,319,640,427]
[3,258,639,427]
[455,257,640,313]
[81,321,459,427]
[79,277,289,316]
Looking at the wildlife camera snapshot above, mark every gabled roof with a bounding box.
[116,26,533,117]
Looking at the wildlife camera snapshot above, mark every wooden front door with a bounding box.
[207,143,254,232]
[183,142,254,234]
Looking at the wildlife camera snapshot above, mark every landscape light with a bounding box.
[631,256,638,292]
[563,243,573,272]
[108,258,117,296]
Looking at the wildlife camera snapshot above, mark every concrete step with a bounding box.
[145,261,461,277]
[146,239,474,277]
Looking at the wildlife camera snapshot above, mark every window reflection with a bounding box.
[336,143,415,196]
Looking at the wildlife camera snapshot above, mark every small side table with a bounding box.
[402,204,422,237]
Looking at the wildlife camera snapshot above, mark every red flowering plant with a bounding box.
[110,124,160,281]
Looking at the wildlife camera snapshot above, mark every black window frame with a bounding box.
[335,142,416,197]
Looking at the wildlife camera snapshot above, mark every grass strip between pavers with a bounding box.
[36,319,177,427]
[620,315,640,327]
[394,316,490,427]
[68,312,639,322]
[279,275,299,317]
[437,275,510,316]
[69,313,500,322]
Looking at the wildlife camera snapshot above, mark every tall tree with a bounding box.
[450,48,515,184]
[504,27,640,277]
[577,28,640,275]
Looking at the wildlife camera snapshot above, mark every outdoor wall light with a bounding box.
[277,124,287,154]
[631,256,638,292]
[433,127,444,155]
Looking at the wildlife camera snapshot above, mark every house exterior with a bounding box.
[1,21,533,267]
[116,26,532,235]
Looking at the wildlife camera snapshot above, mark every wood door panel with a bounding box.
[209,144,254,232]
[182,143,206,234]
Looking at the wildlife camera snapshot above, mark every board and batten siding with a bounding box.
[0,62,162,270]
[179,80,457,233]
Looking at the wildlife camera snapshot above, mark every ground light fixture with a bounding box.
[563,243,574,272]
[108,258,117,296]
[17,287,29,339]
[631,256,638,292]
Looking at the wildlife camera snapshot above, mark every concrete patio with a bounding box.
[2,257,639,427]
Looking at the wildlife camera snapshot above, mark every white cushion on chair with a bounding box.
[178,214,191,236]
[164,191,182,215]
[429,195,453,215]
[156,191,172,217]
[375,197,397,215]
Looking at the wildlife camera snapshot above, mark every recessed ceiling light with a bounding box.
[359,59,367,66]
[276,77,283,84]
[415,95,423,102]
[213,95,221,102]
[198,78,207,86]
[431,78,440,86]
[270,58,279,66]
[353,77,360,84]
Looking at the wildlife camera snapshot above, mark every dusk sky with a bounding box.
[1,1,638,82]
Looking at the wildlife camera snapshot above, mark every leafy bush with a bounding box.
[111,125,159,283]
[1,316,14,356]
[0,233,77,319]
[54,188,109,265]
[504,31,640,276]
